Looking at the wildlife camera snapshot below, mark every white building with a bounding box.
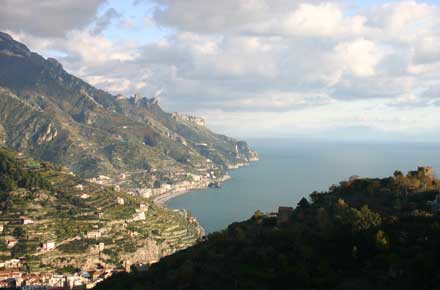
[86,231,102,239]
[49,274,66,288]
[20,216,34,225]
[6,238,17,249]
[116,197,125,205]
[42,241,56,251]
[139,204,148,212]
[133,212,146,221]
[3,259,21,268]
[137,188,152,198]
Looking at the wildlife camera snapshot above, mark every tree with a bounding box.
[153,180,161,189]
[351,205,382,232]
[375,230,389,250]
[253,210,264,219]
[394,170,404,179]
[13,227,25,238]
[297,198,310,210]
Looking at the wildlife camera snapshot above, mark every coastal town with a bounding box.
[0,147,256,289]
[0,265,125,289]
[0,31,259,289]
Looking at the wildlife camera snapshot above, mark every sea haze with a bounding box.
[167,140,440,233]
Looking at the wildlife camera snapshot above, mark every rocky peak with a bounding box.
[47,57,63,69]
[172,112,205,127]
[130,94,160,109]
[0,31,31,58]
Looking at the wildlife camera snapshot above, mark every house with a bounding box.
[419,166,435,179]
[277,206,294,225]
[114,185,121,192]
[92,270,105,281]
[41,241,56,251]
[0,278,15,288]
[49,274,66,288]
[139,204,148,212]
[137,188,152,198]
[80,193,90,199]
[0,224,4,233]
[3,259,21,269]
[133,212,146,221]
[86,231,101,239]
[20,216,33,225]
[74,184,84,190]
[5,238,17,249]
[116,197,125,205]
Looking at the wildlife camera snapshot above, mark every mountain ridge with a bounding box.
[0,32,258,193]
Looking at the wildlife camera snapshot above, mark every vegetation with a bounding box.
[95,167,440,290]
[0,147,51,196]
[0,146,201,273]
[0,31,257,183]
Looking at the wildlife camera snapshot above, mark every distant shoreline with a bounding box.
[153,160,259,205]
[153,174,232,204]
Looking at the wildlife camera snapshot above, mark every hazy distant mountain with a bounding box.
[0,32,257,180]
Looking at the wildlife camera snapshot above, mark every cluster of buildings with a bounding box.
[132,203,149,221]
[0,266,125,289]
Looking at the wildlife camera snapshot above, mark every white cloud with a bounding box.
[334,38,384,77]
[0,0,106,37]
[2,0,440,139]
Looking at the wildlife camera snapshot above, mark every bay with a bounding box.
[167,140,440,233]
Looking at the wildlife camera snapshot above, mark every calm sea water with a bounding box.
[167,140,440,233]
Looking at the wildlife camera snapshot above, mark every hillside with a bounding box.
[94,167,440,290]
[0,146,202,277]
[0,31,257,190]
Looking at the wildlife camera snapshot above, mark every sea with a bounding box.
[167,140,440,234]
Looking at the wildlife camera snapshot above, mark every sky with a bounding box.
[1,0,440,141]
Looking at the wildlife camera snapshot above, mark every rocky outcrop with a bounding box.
[36,123,58,144]
[0,123,6,145]
[120,239,162,268]
[171,112,206,127]
[0,31,258,184]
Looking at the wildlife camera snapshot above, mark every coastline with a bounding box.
[151,158,259,238]
[153,174,232,204]
[152,159,259,205]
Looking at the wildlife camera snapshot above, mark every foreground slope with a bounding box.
[0,147,202,273]
[0,32,257,186]
[95,167,440,290]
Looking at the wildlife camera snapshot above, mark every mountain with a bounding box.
[94,167,440,290]
[0,31,258,188]
[0,146,202,274]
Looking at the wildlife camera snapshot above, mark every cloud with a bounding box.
[0,0,106,37]
[333,38,384,77]
[92,8,121,35]
[2,0,440,139]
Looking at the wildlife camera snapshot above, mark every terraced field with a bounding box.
[0,147,202,273]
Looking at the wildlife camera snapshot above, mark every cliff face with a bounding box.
[0,32,257,183]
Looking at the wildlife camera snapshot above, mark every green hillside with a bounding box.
[0,147,202,273]
[0,32,257,185]
[94,167,440,290]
